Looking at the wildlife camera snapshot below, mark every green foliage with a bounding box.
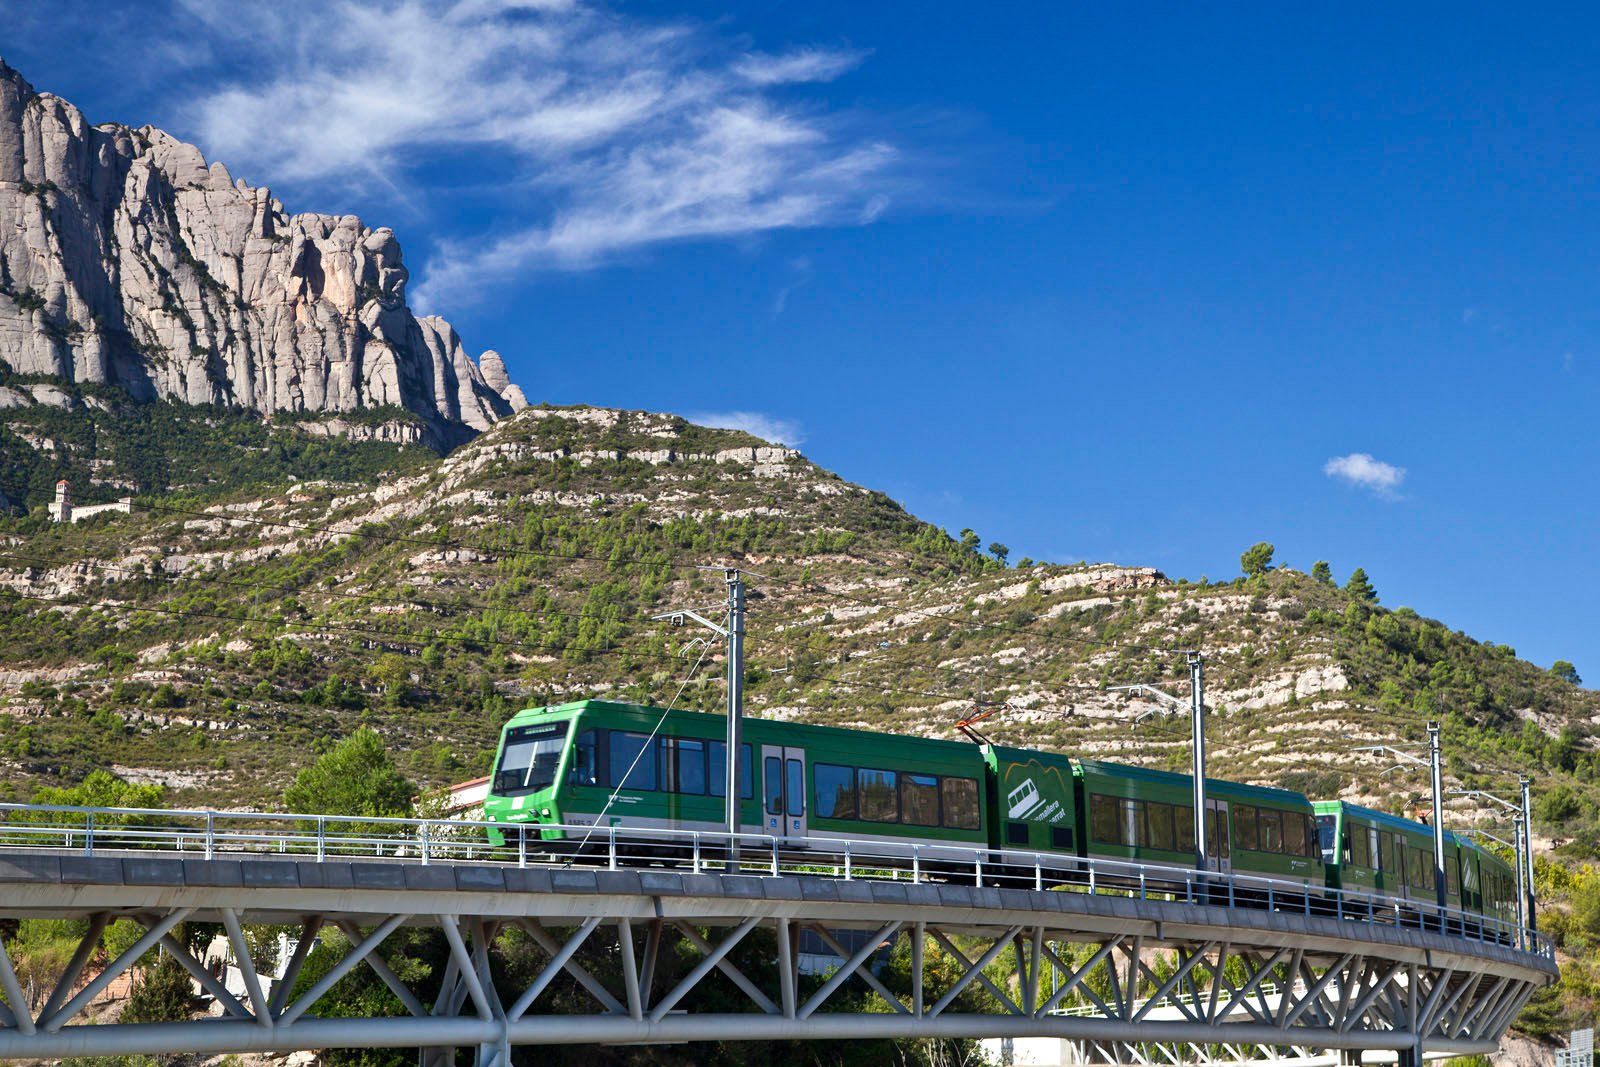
[282,726,414,818]
[1539,784,1587,824]
[1310,560,1332,584]
[1239,542,1275,578]
[0,388,429,510]
[123,949,197,1023]
[34,769,164,813]
[1553,660,1583,686]
[1344,567,1378,603]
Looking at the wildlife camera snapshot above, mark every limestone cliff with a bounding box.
[0,60,524,449]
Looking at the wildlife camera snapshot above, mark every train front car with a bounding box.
[484,703,586,848]
[484,698,995,866]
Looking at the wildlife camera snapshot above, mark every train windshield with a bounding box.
[1315,814,1337,864]
[494,722,570,796]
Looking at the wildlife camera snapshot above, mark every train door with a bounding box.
[1206,799,1231,874]
[761,745,807,840]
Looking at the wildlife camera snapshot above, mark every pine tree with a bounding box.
[1240,542,1275,578]
[1310,560,1332,584]
[1344,567,1378,603]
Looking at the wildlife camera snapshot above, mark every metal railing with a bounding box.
[0,802,1552,962]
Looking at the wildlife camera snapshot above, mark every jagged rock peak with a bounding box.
[0,58,525,450]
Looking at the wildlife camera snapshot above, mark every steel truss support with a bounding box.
[0,910,1547,1064]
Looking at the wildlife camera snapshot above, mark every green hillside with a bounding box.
[0,397,1596,1041]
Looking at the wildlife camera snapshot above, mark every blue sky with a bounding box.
[9,3,1600,679]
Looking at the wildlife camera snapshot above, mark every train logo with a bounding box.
[1007,779,1043,819]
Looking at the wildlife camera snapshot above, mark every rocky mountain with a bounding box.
[0,59,525,450]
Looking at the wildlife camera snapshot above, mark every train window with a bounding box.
[1118,799,1144,848]
[765,757,784,815]
[942,778,981,830]
[1007,822,1029,845]
[1090,794,1119,845]
[495,722,571,796]
[1351,826,1370,868]
[1316,815,1338,862]
[608,732,659,791]
[814,764,856,819]
[786,759,805,817]
[1235,806,1260,851]
[569,729,599,787]
[858,769,899,822]
[707,742,755,800]
[1259,810,1283,853]
[902,774,940,827]
[1447,858,1459,896]
[1147,803,1175,851]
[1285,812,1308,857]
[674,739,706,795]
[1052,826,1075,851]
[1176,808,1196,852]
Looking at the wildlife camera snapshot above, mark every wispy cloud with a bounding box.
[166,0,894,311]
[733,47,868,86]
[687,410,805,446]
[1324,452,1406,498]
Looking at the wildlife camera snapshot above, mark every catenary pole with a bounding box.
[725,570,746,853]
[1520,776,1536,931]
[1428,722,1447,918]
[1190,652,1208,872]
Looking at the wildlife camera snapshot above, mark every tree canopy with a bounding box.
[1344,567,1378,603]
[1551,660,1583,687]
[282,727,414,818]
[1240,542,1275,578]
[1310,560,1332,584]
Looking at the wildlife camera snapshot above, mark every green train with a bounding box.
[485,700,1518,931]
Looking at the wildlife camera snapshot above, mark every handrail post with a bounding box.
[844,840,852,881]
[518,828,527,869]
[609,827,618,871]
[205,811,215,860]
[420,822,430,865]
[316,816,325,862]
[771,837,779,876]
[693,833,701,874]
[976,852,984,887]
[85,811,94,857]
[1036,854,1043,892]
[912,846,920,884]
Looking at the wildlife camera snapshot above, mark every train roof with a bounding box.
[1312,799,1472,845]
[1074,758,1314,807]
[506,699,985,758]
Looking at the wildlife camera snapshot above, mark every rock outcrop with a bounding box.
[0,59,521,449]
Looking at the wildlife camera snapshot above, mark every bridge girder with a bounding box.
[0,854,1553,1065]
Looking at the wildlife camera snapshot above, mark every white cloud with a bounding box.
[1323,453,1406,498]
[733,47,867,86]
[686,411,805,446]
[168,0,893,311]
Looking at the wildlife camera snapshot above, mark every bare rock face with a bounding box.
[0,59,522,450]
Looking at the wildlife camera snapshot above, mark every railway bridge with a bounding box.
[0,804,1559,1066]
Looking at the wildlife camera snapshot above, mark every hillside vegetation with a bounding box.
[0,398,1597,1042]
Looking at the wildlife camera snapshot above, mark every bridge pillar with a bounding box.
[1395,1042,1423,1067]
[1338,1050,1363,1066]
[420,1047,454,1067]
